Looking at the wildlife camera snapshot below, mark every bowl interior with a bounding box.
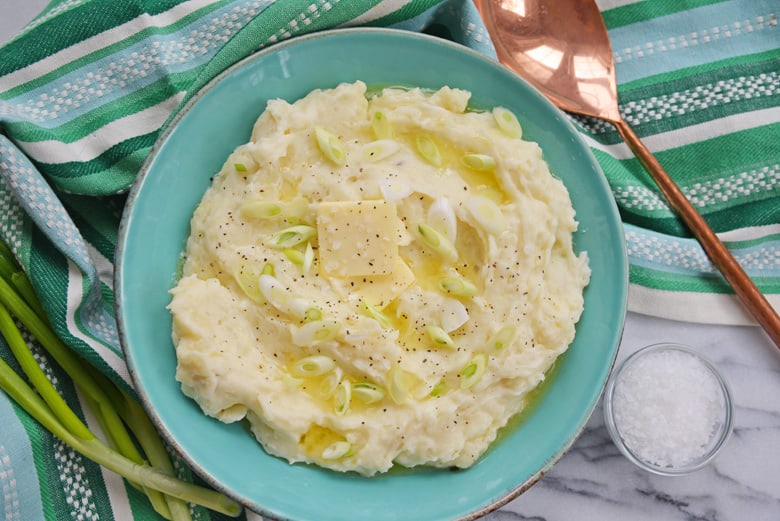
[116,28,628,521]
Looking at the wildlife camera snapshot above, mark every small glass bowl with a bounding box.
[603,343,734,476]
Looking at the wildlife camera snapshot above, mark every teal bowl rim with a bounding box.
[115,27,629,521]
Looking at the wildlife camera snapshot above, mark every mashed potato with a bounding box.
[168,81,590,476]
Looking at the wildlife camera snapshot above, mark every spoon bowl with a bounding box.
[475,0,780,349]
[479,0,620,121]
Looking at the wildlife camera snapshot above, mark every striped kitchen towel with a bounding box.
[0,0,778,520]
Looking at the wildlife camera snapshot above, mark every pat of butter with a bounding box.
[334,257,416,309]
[317,200,402,277]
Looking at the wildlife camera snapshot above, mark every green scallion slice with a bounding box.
[257,276,314,321]
[333,380,351,416]
[240,200,282,219]
[304,306,322,321]
[360,301,393,329]
[267,225,316,249]
[371,111,393,140]
[426,325,455,348]
[233,265,264,303]
[234,163,248,172]
[462,153,497,171]
[427,197,456,243]
[417,224,457,262]
[314,127,346,165]
[257,274,290,311]
[464,195,507,236]
[493,107,523,138]
[352,382,385,404]
[379,180,412,202]
[490,325,517,350]
[415,134,442,166]
[291,320,340,347]
[319,367,343,398]
[283,248,305,265]
[322,441,352,460]
[388,366,412,405]
[291,355,336,377]
[438,276,477,297]
[460,354,487,389]
[429,380,447,397]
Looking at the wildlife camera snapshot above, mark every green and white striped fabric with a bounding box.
[0,0,777,519]
[590,0,780,324]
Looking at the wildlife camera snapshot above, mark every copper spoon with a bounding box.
[474,0,780,349]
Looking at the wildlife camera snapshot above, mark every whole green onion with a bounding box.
[0,243,241,518]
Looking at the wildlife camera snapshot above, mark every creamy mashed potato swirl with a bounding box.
[169,81,590,476]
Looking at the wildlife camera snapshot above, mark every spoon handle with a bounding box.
[612,118,780,349]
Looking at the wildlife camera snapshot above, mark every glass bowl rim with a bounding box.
[603,342,734,476]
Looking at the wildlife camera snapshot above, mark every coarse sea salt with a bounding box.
[612,348,724,469]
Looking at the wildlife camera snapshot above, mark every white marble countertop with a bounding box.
[498,312,780,521]
[2,3,779,521]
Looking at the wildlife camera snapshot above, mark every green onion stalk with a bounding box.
[0,241,241,519]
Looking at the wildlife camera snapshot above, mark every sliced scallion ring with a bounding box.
[319,367,343,397]
[240,200,282,219]
[462,153,497,171]
[288,296,318,320]
[460,354,487,389]
[490,325,517,350]
[360,301,393,329]
[352,382,385,404]
[314,126,346,165]
[267,225,316,249]
[417,224,458,262]
[379,180,412,202]
[291,355,335,377]
[233,265,264,303]
[283,248,305,265]
[291,320,340,347]
[234,163,248,172]
[427,197,456,243]
[426,325,455,349]
[438,276,477,297]
[304,306,322,321]
[493,106,523,138]
[415,134,442,166]
[429,380,447,397]
[261,263,275,276]
[388,366,412,405]
[464,195,507,236]
[333,380,351,416]
[258,274,290,311]
[371,111,393,140]
[322,441,352,460]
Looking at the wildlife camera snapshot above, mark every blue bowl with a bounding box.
[116,28,628,521]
